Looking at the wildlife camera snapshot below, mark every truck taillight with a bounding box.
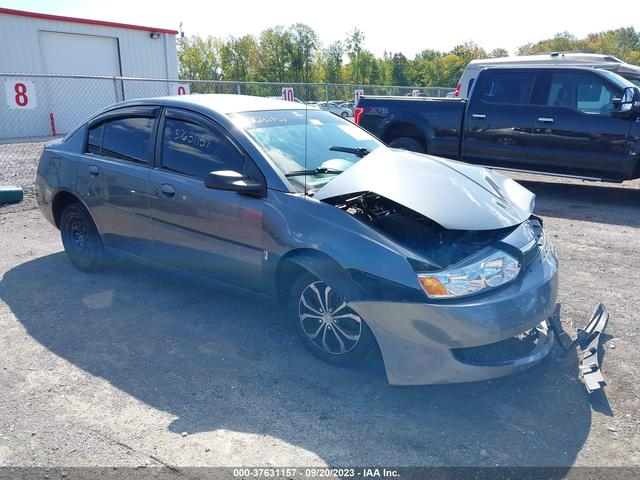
[354,107,364,124]
[454,83,461,97]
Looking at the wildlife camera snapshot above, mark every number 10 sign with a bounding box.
[5,79,38,109]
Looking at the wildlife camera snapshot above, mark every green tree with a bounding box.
[177,36,221,80]
[322,41,345,83]
[345,28,366,84]
[288,23,320,83]
[489,48,509,58]
[257,26,292,82]
[219,35,258,81]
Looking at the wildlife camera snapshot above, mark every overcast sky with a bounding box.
[4,0,639,58]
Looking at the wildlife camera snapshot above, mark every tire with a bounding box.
[60,203,105,272]
[388,136,425,153]
[288,272,377,366]
[341,111,349,118]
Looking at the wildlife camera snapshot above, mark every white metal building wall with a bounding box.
[0,9,178,138]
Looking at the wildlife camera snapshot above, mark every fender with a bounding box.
[275,248,364,303]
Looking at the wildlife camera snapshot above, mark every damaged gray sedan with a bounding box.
[37,95,562,386]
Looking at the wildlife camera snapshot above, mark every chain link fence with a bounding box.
[0,73,453,208]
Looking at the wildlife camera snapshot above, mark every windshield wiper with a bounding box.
[285,167,344,178]
[329,146,371,158]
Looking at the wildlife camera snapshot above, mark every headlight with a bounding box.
[417,250,521,298]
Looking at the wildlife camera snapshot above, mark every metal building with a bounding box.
[0,7,179,138]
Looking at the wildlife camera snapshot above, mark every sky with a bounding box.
[2,0,639,58]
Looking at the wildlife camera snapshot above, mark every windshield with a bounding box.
[599,69,639,90]
[233,109,383,192]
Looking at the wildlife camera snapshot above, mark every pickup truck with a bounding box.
[355,66,640,182]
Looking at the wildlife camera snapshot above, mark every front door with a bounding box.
[529,70,631,177]
[149,108,265,290]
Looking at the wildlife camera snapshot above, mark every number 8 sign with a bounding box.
[5,79,38,109]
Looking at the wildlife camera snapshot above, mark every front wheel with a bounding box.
[288,272,377,366]
[60,203,105,272]
[341,111,349,118]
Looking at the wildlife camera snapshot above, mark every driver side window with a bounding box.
[161,117,245,179]
[547,73,620,116]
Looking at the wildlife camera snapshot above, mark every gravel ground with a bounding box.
[0,142,639,470]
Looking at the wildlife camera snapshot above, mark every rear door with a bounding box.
[463,69,539,167]
[75,107,157,259]
[528,69,631,177]
[149,108,265,289]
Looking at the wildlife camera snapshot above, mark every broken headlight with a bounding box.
[417,249,521,298]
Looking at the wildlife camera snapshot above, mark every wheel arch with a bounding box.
[274,248,362,306]
[51,190,98,232]
[379,115,433,153]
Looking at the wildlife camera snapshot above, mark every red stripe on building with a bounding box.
[0,7,178,35]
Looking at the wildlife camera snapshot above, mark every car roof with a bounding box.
[468,53,623,66]
[112,94,308,115]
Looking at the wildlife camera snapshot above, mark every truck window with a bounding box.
[477,72,536,105]
[547,73,620,116]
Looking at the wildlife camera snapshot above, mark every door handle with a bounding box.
[472,113,487,119]
[160,183,175,197]
[537,117,555,123]
[88,165,100,176]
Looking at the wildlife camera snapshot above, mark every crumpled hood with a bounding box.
[315,147,535,231]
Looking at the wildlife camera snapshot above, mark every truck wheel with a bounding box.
[60,204,105,272]
[288,272,377,366]
[389,137,425,153]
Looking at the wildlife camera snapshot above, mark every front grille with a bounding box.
[451,328,542,366]
[522,242,541,266]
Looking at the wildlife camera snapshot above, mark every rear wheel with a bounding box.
[288,272,376,366]
[341,111,349,118]
[60,204,105,272]
[388,136,425,153]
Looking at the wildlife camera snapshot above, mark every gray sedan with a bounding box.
[36,94,559,385]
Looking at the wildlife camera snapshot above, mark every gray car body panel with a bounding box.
[316,147,536,230]
[36,94,559,385]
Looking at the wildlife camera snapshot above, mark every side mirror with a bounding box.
[204,170,265,197]
[613,87,640,117]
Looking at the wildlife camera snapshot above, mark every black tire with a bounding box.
[341,111,349,118]
[60,203,105,272]
[388,136,425,153]
[288,272,377,366]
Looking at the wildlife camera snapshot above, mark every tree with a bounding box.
[489,48,509,58]
[322,41,345,83]
[345,28,366,84]
[389,53,409,86]
[452,41,487,63]
[177,36,221,81]
[257,27,292,82]
[288,23,320,83]
[219,35,258,82]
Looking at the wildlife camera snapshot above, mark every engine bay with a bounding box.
[324,191,517,270]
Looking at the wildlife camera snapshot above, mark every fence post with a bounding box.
[112,77,120,102]
[237,83,241,95]
[325,84,329,103]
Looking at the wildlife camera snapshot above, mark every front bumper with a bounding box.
[349,243,559,385]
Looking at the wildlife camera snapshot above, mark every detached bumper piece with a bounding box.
[0,185,23,205]
[549,303,609,393]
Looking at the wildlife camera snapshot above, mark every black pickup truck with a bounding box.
[356,66,640,182]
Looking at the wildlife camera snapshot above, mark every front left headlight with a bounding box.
[417,250,521,299]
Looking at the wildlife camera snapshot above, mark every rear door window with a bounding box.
[160,117,245,179]
[478,72,537,105]
[101,117,154,164]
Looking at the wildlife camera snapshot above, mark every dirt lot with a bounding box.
[1,142,639,470]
